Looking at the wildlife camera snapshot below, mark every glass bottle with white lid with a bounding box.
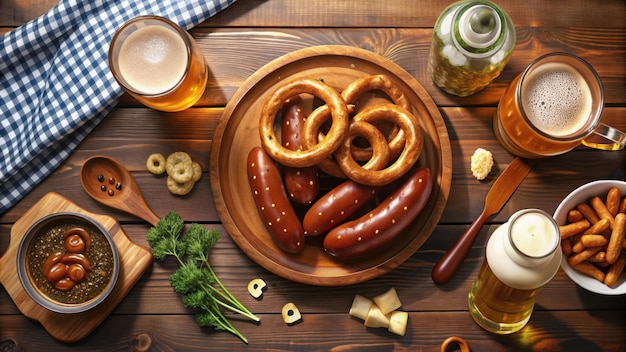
[428,0,516,97]
[468,209,562,334]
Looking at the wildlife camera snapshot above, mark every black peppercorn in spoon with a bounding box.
[80,155,160,227]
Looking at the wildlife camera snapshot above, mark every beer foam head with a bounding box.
[522,63,593,137]
[118,25,188,95]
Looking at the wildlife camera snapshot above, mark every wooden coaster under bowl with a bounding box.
[0,192,153,342]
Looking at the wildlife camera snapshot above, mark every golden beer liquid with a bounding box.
[494,72,585,158]
[468,260,540,334]
[109,16,208,112]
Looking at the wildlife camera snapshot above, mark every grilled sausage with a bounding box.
[303,180,381,236]
[323,167,432,259]
[247,146,305,253]
[281,96,320,205]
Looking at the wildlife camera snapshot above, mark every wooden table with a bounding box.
[2,0,625,350]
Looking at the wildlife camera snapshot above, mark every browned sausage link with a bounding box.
[281,95,320,205]
[63,227,92,251]
[303,179,381,236]
[65,234,86,253]
[62,253,92,272]
[247,146,305,253]
[54,278,76,291]
[42,252,64,275]
[323,167,432,259]
[45,263,68,282]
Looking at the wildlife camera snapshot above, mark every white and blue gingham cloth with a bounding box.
[0,0,236,213]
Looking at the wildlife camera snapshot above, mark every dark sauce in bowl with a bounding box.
[17,213,119,313]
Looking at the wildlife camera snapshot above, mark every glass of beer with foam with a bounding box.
[108,16,208,112]
[494,52,625,158]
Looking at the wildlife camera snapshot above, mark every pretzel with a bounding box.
[303,102,421,185]
[333,119,392,177]
[308,75,412,162]
[304,104,355,179]
[341,74,412,162]
[259,78,349,168]
[333,103,422,186]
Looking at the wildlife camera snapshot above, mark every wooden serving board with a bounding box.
[210,45,453,286]
[0,192,153,343]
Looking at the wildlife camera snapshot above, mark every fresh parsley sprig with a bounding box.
[146,211,259,343]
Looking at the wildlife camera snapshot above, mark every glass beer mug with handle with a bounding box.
[494,52,626,158]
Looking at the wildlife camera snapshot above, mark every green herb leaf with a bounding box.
[146,211,258,344]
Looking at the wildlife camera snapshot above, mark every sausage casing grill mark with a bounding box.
[323,167,432,259]
[281,95,320,205]
[303,180,381,236]
[247,146,305,253]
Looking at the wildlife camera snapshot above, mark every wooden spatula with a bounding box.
[431,157,536,285]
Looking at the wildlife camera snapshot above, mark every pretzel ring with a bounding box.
[341,74,411,110]
[170,161,194,183]
[167,176,195,196]
[259,79,349,168]
[165,151,192,175]
[146,153,166,175]
[440,336,470,352]
[342,74,411,161]
[308,75,411,162]
[335,120,392,173]
[303,104,353,178]
[336,103,422,186]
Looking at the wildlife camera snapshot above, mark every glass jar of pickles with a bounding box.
[428,0,515,97]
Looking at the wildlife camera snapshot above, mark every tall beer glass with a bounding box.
[468,209,561,334]
[494,52,625,158]
[108,16,208,112]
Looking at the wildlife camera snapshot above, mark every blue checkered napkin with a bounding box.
[0,0,236,213]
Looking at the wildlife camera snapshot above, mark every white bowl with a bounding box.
[554,180,626,295]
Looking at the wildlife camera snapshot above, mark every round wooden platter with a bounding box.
[209,45,452,286]
[0,192,153,342]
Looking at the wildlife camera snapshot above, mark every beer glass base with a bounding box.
[467,281,531,335]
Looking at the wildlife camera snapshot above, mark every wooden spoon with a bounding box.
[431,157,536,285]
[80,156,160,227]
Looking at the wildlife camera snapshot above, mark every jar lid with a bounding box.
[453,1,507,56]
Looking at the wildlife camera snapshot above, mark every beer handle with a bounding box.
[583,123,626,151]
[431,210,489,285]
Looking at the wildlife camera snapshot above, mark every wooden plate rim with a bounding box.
[209,45,452,286]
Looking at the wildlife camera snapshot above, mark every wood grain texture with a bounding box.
[2,0,626,28]
[0,311,624,351]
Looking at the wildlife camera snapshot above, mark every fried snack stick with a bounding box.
[559,219,590,239]
[571,218,610,252]
[561,238,573,256]
[618,197,626,214]
[580,234,608,248]
[605,187,622,216]
[577,202,601,224]
[606,212,625,264]
[567,209,584,222]
[571,261,606,283]
[567,246,603,266]
[605,252,626,287]
[590,196,615,230]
